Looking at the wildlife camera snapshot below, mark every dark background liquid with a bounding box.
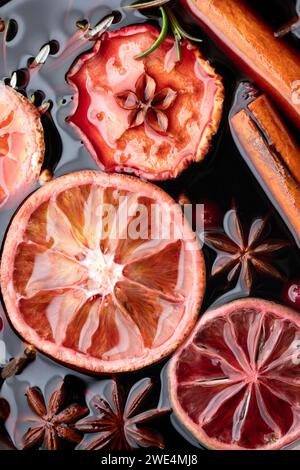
[0,0,299,451]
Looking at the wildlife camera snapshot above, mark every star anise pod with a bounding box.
[22,379,88,450]
[205,209,291,292]
[115,73,177,134]
[0,399,14,450]
[76,378,170,450]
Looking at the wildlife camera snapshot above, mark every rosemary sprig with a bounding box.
[127,0,202,61]
[126,0,171,9]
[165,6,202,43]
[135,7,169,59]
[171,21,182,61]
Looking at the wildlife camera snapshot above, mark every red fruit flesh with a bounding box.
[0,84,44,210]
[0,171,205,374]
[67,25,224,181]
[169,298,300,450]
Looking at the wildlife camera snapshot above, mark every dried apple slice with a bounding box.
[1,171,205,373]
[0,84,44,209]
[67,25,224,181]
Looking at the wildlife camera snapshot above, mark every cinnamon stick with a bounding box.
[230,93,300,247]
[182,0,300,129]
[248,95,300,185]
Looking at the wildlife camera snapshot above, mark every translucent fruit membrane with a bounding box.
[169,298,300,450]
[67,25,224,181]
[0,84,44,209]
[1,171,205,373]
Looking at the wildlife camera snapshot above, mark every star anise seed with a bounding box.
[115,73,177,134]
[76,378,170,451]
[205,209,291,292]
[22,380,88,450]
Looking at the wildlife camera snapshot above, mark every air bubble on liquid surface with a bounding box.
[11,68,29,88]
[5,18,18,42]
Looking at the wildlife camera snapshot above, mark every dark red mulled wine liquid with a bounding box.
[0,0,299,451]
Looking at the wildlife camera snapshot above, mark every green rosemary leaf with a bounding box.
[167,6,202,43]
[170,20,182,61]
[176,28,203,42]
[135,7,169,59]
[175,35,182,61]
[126,0,171,9]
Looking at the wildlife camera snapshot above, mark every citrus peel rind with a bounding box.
[0,84,44,209]
[169,298,300,450]
[1,170,205,373]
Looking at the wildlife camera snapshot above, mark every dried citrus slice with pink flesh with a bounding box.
[1,171,205,373]
[169,298,300,450]
[0,83,44,209]
[67,25,224,181]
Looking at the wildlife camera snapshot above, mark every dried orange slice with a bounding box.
[0,84,44,209]
[67,25,224,181]
[1,171,205,373]
[169,298,300,450]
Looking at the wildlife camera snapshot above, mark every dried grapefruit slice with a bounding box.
[169,298,300,450]
[1,171,205,373]
[67,25,224,181]
[0,83,44,209]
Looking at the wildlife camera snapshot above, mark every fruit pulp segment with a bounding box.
[0,86,43,208]
[175,307,300,449]
[13,183,193,361]
[0,106,26,204]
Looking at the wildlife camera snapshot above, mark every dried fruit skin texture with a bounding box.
[67,25,224,181]
[0,84,44,209]
[169,298,300,450]
[0,171,205,374]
